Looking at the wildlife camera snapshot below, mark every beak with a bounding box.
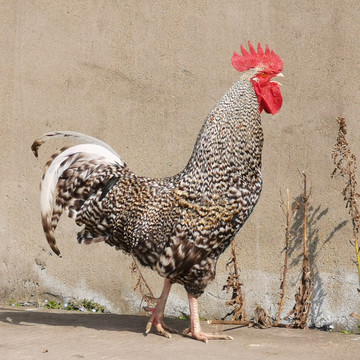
[271,72,284,86]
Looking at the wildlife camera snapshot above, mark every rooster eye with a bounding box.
[261,72,267,78]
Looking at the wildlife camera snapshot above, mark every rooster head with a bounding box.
[231,41,284,115]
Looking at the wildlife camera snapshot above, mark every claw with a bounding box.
[145,305,178,336]
[182,328,233,343]
[145,307,177,338]
[186,294,234,343]
[143,279,176,339]
[146,318,174,338]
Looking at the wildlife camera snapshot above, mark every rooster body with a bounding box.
[32,42,283,342]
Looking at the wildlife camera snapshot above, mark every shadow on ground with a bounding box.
[0,306,188,335]
[0,307,359,360]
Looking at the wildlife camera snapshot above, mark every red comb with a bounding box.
[231,41,283,73]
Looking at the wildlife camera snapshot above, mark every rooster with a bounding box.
[32,42,283,342]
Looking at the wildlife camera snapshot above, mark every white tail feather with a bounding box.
[40,143,123,225]
[33,131,125,255]
[32,131,122,159]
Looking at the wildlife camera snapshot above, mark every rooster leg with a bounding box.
[144,278,177,338]
[183,294,233,343]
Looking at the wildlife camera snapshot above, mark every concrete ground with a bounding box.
[0,307,358,360]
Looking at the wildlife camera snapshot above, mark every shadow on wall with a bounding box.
[287,196,348,326]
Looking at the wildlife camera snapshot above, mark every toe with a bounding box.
[184,330,233,343]
[154,323,172,338]
[145,317,177,338]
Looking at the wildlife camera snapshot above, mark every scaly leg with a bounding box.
[183,294,233,343]
[145,278,177,338]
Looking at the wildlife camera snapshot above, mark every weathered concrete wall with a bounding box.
[1,1,359,330]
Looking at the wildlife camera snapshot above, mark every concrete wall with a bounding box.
[1,1,359,330]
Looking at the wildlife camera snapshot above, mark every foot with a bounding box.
[145,306,178,338]
[143,279,177,338]
[186,293,233,343]
[182,327,233,343]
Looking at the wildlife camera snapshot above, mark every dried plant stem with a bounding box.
[207,319,250,326]
[300,173,312,326]
[221,239,247,321]
[287,173,313,329]
[208,319,287,328]
[130,255,156,310]
[347,217,360,285]
[231,239,239,279]
[276,189,292,325]
[302,173,309,259]
[331,117,360,286]
[209,305,273,329]
[356,240,360,282]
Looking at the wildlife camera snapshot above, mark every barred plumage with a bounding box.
[32,42,284,342]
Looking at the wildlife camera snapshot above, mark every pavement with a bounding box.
[0,306,359,360]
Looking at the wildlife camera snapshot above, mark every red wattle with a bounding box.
[253,81,283,115]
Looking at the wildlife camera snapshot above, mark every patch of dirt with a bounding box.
[0,307,358,360]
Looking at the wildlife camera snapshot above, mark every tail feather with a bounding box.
[31,131,121,159]
[32,131,125,256]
